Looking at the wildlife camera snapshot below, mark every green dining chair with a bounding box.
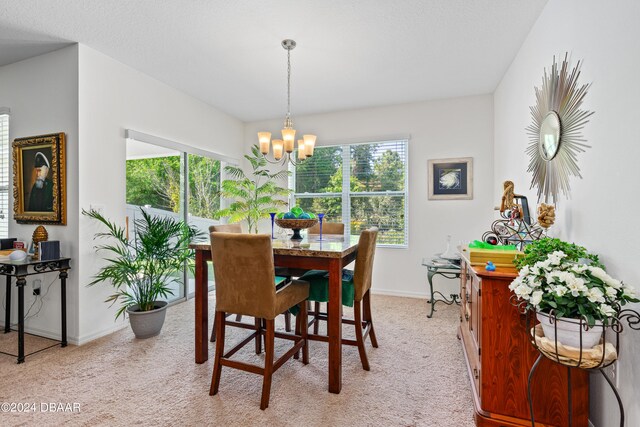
[298,227,379,370]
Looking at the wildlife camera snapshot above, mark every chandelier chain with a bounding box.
[287,47,291,120]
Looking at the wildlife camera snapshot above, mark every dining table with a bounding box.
[189,233,359,394]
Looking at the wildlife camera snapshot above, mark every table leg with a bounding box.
[4,276,10,333]
[60,270,68,347]
[17,277,26,364]
[195,249,209,364]
[327,258,343,394]
[427,270,436,318]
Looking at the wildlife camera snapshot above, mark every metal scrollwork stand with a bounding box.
[512,296,640,427]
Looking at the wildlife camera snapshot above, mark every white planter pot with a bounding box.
[536,312,603,349]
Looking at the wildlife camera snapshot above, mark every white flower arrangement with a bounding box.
[510,250,638,326]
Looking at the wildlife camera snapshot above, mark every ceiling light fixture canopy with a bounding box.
[258,39,316,166]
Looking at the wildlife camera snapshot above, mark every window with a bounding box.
[293,139,408,247]
[0,112,8,238]
[125,130,236,301]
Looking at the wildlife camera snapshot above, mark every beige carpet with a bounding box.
[0,294,475,427]
[0,331,59,357]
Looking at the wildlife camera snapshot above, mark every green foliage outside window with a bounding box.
[295,141,407,245]
[126,155,221,219]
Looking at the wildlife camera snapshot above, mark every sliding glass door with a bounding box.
[185,153,220,297]
[126,139,220,302]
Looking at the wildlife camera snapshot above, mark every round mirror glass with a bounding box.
[539,111,561,160]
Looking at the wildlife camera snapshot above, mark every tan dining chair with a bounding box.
[307,222,345,235]
[209,232,309,410]
[209,223,243,234]
[209,223,292,342]
[298,227,379,370]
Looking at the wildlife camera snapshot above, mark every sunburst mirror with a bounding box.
[525,54,594,204]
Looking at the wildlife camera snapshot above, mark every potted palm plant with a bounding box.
[214,145,290,233]
[84,208,201,338]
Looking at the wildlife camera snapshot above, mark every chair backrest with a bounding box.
[209,223,243,234]
[353,227,378,302]
[210,232,277,319]
[307,222,345,235]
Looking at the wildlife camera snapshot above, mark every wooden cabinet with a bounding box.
[458,253,589,427]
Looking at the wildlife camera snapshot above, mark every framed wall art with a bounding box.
[13,132,67,225]
[428,157,473,200]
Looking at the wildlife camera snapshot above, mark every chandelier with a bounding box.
[258,39,316,166]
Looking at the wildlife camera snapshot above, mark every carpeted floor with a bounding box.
[0,294,475,427]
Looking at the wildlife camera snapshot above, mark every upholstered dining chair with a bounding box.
[306,222,345,235]
[209,223,245,342]
[298,227,379,371]
[209,223,293,342]
[209,232,309,410]
[208,223,243,234]
[302,222,345,332]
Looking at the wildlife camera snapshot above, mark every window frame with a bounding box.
[291,139,409,248]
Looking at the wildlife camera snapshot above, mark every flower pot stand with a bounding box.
[522,308,640,427]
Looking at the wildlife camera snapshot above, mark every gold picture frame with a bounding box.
[12,132,66,225]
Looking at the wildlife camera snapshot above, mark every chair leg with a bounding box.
[209,311,226,395]
[235,314,242,322]
[284,311,292,332]
[353,301,370,371]
[363,290,378,348]
[254,317,262,354]
[210,313,217,342]
[313,301,321,334]
[211,312,235,342]
[260,319,275,410]
[300,301,309,364]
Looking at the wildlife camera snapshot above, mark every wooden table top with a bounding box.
[189,234,359,259]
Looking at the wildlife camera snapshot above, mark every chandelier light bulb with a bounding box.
[303,134,317,157]
[282,128,296,153]
[297,139,307,160]
[272,139,284,160]
[258,132,272,155]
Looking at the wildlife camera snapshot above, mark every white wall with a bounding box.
[0,44,245,345]
[245,95,495,298]
[77,44,244,343]
[494,0,640,424]
[0,46,80,341]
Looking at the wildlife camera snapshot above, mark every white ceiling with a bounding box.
[0,0,547,122]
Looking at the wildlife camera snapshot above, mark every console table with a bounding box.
[1,257,70,363]
[421,257,461,318]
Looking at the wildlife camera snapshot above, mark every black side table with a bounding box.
[1,257,71,363]
[421,257,461,318]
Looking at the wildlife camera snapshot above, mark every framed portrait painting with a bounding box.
[427,157,473,200]
[12,132,66,224]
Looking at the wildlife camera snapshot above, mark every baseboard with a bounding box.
[370,288,428,299]
[74,322,129,346]
[0,321,129,346]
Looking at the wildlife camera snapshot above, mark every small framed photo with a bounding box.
[12,132,66,224]
[428,157,473,200]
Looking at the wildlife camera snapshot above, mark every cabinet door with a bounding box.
[467,266,482,393]
[460,260,469,323]
[470,272,481,349]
